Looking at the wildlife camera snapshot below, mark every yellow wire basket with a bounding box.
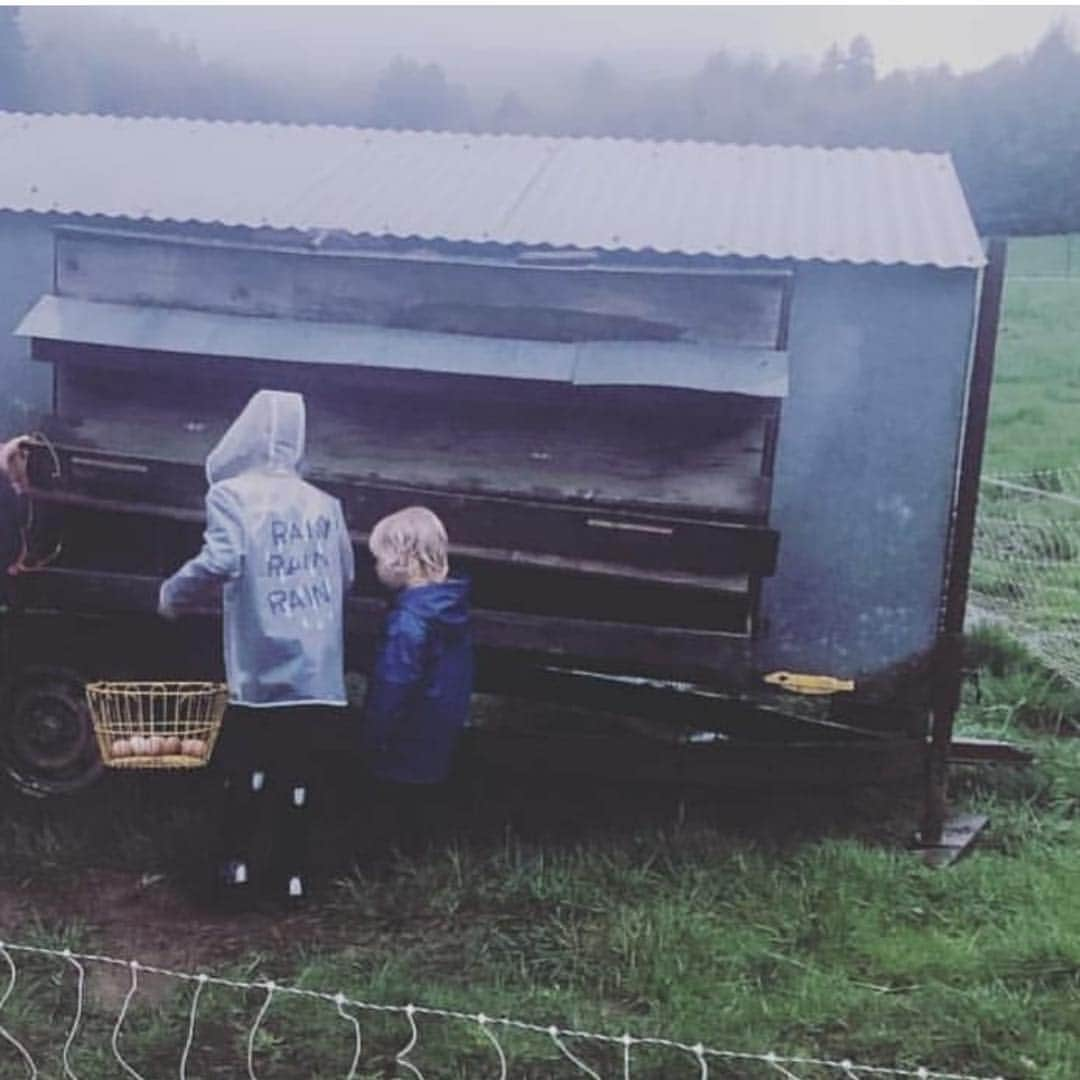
[86,681,228,770]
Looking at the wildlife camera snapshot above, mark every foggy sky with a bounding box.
[50,5,1080,84]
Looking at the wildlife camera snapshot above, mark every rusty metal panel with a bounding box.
[0,112,984,269]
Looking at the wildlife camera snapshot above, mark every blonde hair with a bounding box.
[369,506,449,586]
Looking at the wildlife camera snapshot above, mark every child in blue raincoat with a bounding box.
[360,506,473,855]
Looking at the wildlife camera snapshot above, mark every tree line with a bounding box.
[2,8,1078,235]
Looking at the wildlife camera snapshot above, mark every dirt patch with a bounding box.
[1,867,330,1008]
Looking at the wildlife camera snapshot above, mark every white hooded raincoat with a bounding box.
[160,391,355,707]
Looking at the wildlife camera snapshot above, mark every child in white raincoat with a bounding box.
[160,389,355,909]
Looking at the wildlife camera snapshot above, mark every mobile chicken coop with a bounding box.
[0,114,1002,840]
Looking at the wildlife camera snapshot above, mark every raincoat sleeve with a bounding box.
[337,501,355,590]
[158,484,245,615]
[360,612,426,755]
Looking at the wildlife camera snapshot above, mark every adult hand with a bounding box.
[1,436,30,494]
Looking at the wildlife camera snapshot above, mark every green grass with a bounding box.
[984,253,1080,474]
[971,242,1079,678]
[1004,234,1080,279]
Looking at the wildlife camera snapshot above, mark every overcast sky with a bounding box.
[112,5,1078,82]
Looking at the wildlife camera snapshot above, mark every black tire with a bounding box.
[0,666,104,797]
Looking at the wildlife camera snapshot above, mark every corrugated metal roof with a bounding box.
[0,111,985,269]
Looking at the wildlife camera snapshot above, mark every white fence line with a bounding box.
[0,940,1005,1080]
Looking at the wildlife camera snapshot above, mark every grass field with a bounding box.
[0,238,1078,1079]
[1001,234,1080,281]
[983,239,1080,474]
[972,239,1080,678]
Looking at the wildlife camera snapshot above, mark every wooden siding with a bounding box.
[49,349,779,521]
[55,228,789,347]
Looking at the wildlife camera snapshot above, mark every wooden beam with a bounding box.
[947,738,1034,765]
[37,433,781,577]
[14,568,755,680]
[922,238,1008,845]
[466,730,925,789]
[30,486,759,595]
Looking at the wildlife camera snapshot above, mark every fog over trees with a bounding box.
[1,6,1078,235]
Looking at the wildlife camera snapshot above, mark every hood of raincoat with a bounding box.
[205,390,306,485]
[395,577,470,638]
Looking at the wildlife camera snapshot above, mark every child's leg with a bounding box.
[265,707,327,904]
[352,777,406,867]
[271,762,313,902]
[368,779,441,858]
[217,765,268,887]
[211,709,267,908]
[399,781,448,856]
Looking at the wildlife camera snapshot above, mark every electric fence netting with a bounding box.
[970,464,1080,689]
[0,941,1004,1080]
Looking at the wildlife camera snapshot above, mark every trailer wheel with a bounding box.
[0,667,104,797]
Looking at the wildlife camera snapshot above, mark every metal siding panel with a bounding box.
[573,341,788,397]
[18,294,788,395]
[17,295,577,381]
[756,263,979,679]
[0,112,985,269]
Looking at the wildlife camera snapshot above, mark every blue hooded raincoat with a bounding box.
[361,577,473,783]
[159,390,355,707]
